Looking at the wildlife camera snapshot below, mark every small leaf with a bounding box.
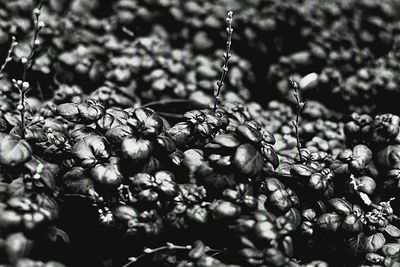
[236,124,262,144]
[290,164,315,177]
[385,224,400,238]
[206,133,240,150]
[328,198,352,215]
[365,233,386,253]
[317,213,341,232]
[382,243,400,256]
[168,122,194,147]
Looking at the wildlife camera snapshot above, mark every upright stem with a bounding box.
[22,0,44,81]
[290,77,305,162]
[18,0,44,139]
[213,11,233,112]
[20,91,25,138]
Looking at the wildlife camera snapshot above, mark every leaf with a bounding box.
[105,125,134,144]
[96,108,129,131]
[253,221,278,240]
[71,135,110,168]
[57,101,105,124]
[155,135,176,154]
[181,149,204,177]
[91,157,123,187]
[234,144,264,177]
[261,144,279,169]
[56,227,70,244]
[121,137,153,162]
[168,122,194,147]
[365,233,386,253]
[57,103,79,122]
[0,134,32,167]
[236,124,262,144]
[328,198,352,216]
[186,205,208,224]
[127,108,163,137]
[290,164,315,177]
[385,224,400,238]
[317,213,341,232]
[10,126,47,143]
[345,233,367,256]
[382,243,400,256]
[205,133,240,152]
[63,167,94,195]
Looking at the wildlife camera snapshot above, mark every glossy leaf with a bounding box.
[91,157,123,187]
[121,137,153,162]
[234,144,264,177]
[168,122,194,147]
[71,135,110,168]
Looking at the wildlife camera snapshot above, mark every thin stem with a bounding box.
[17,0,45,139]
[20,91,25,138]
[289,77,305,162]
[22,0,44,81]
[122,243,191,267]
[0,36,17,78]
[213,11,233,113]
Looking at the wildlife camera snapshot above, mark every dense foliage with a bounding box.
[1,0,400,267]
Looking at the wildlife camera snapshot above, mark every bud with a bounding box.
[128,257,137,263]
[21,57,28,64]
[33,8,41,16]
[36,163,44,173]
[37,21,45,29]
[22,81,30,90]
[143,248,152,254]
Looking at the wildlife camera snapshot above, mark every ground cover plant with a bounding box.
[2,0,400,267]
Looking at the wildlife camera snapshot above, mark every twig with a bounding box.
[213,11,233,113]
[289,77,305,162]
[13,0,45,139]
[122,243,192,267]
[22,0,45,81]
[0,36,18,78]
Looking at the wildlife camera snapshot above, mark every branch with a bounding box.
[0,36,18,78]
[213,11,233,112]
[122,243,192,267]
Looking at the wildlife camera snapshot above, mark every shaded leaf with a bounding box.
[0,134,32,167]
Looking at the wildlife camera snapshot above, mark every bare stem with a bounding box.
[213,11,233,112]
[0,36,18,78]
[289,77,305,162]
[15,0,45,139]
[20,91,25,138]
[122,243,192,267]
[22,0,45,81]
